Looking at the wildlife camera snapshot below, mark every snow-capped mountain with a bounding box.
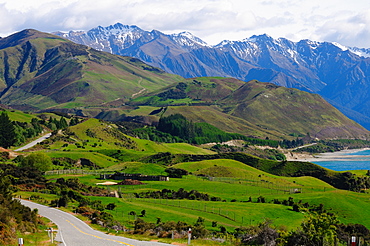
[55,23,147,53]
[54,23,370,129]
[348,47,370,58]
[170,31,209,48]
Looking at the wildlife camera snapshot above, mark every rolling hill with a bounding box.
[0,29,182,115]
[126,78,370,140]
[0,29,368,140]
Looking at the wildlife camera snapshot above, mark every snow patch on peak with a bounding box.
[348,47,370,58]
[300,39,321,49]
[332,42,348,51]
[176,31,194,39]
[216,40,233,46]
[246,34,273,42]
[97,23,142,35]
[171,31,209,47]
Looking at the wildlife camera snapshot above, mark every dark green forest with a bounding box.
[123,113,303,148]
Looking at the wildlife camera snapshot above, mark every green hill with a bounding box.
[220,80,368,139]
[126,78,369,140]
[0,29,182,115]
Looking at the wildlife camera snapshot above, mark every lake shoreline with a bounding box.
[286,148,370,162]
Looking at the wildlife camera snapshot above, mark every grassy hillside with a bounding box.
[6,115,370,245]
[126,78,369,140]
[0,30,182,114]
[32,160,370,233]
[220,80,369,139]
[43,118,213,167]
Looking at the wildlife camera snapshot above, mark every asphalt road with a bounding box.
[15,133,52,151]
[20,200,173,246]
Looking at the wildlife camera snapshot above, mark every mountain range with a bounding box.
[0,28,368,140]
[54,23,370,129]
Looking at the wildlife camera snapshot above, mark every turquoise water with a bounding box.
[312,160,370,171]
[346,149,370,156]
[312,149,370,171]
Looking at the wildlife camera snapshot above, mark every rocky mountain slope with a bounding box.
[54,23,370,129]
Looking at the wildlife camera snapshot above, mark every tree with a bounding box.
[0,171,15,201]
[300,212,339,246]
[140,209,146,217]
[0,112,17,148]
[58,195,68,207]
[106,203,116,210]
[19,152,52,172]
[156,217,161,224]
[59,117,68,129]
[165,167,188,178]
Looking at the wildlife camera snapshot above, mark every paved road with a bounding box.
[15,133,52,151]
[20,200,172,246]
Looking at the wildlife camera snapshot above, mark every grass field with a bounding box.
[13,117,370,245]
[42,166,370,233]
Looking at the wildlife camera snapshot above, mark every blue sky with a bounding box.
[0,0,369,47]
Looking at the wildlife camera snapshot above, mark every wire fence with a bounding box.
[44,169,104,175]
[124,195,247,225]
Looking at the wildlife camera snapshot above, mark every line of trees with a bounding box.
[134,188,222,201]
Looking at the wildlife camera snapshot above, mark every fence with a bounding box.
[44,169,103,175]
[121,195,259,227]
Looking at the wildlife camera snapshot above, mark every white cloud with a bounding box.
[311,9,370,48]
[0,0,369,47]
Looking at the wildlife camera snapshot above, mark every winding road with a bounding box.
[20,200,172,246]
[15,133,52,151]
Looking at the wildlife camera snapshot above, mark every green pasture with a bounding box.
[12,116,370,240]
[20,165,370,239]
[7,110,37,123]
[66,175,370,230]
[87,195,304,232]
[174,159,334,191]
[45,151,120,169]
[122,106,164,116]
[105,162,167,174]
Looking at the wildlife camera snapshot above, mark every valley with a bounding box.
[1,27,370,245]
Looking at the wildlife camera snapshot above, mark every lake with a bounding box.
[311,149,370,171]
